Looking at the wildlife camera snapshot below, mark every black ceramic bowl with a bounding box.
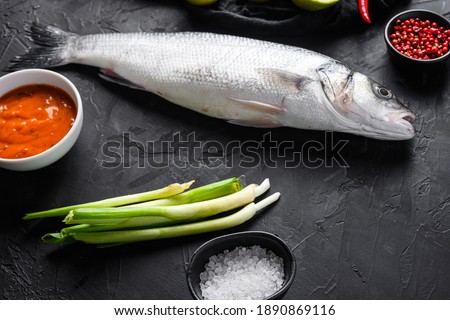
[186,231,296,300]
[384,9,450,67]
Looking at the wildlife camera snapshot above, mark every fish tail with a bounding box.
[4,22,77,72]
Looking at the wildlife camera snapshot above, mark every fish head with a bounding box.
[318,64,416,140]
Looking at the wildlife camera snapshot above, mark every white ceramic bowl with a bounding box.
[0,69,83,171]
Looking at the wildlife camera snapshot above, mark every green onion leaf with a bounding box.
[71,192,280,245]
[23,181,195,220]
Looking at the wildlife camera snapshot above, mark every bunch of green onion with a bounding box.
[23,177,280,246]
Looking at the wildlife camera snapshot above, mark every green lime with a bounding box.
[291,0,340,11]
[186,0,218,5]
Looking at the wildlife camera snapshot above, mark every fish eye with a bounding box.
[379,88,391,97]
[374,85,393,99]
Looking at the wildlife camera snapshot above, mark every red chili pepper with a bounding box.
[358,0,371,24]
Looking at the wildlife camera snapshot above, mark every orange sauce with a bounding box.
[0,84,77,159]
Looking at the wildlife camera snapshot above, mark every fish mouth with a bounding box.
[388,111,416,137]
[348,110,416,140]
[388,111,416,125]
[401,113,416,123]
[362,110,416,140]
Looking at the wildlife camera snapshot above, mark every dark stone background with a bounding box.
[1,0,449,299]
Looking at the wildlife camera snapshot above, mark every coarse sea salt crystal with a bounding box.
[199,245,284,300]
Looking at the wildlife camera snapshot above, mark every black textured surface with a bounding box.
[185,0,409,35]
[1,0,450,299]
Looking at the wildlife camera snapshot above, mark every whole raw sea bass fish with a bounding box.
[7,23,416,140]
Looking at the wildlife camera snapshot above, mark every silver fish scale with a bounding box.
[6,24,417,139]
[68,31,338,125]
[73,32,331,98]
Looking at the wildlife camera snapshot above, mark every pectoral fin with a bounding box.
[229,98,284,114]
